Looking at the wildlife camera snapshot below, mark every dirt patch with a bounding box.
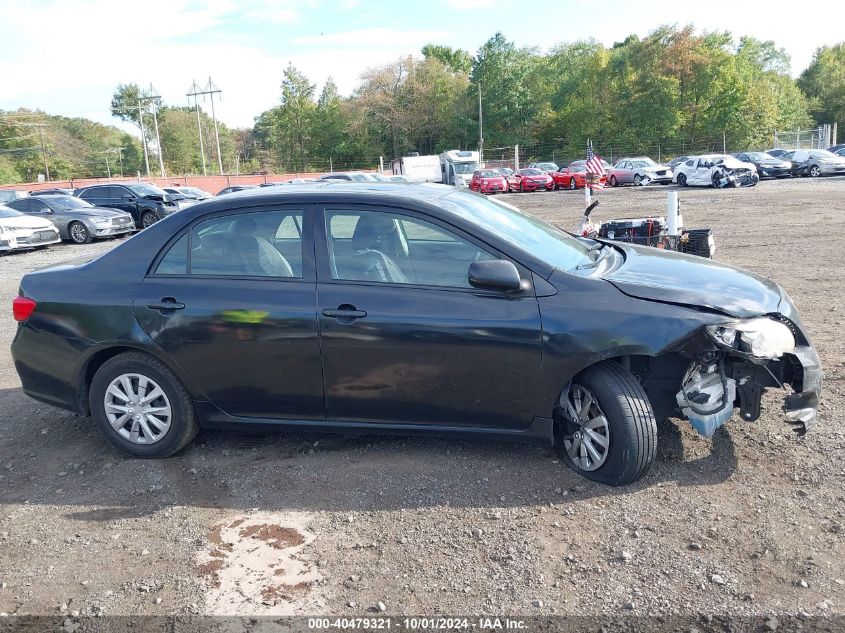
[239,524,305,549]
[197,512,322,615]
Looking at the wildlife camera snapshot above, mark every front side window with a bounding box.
[325,209,495,288]
[154,210,304,278]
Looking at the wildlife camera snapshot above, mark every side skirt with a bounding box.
[196,403,554,447]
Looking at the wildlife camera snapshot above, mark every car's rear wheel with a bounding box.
[89,351,198,458]
[554,361,657,486]
[677,173,687,186]
[68,221,92,244]
[609,175,617,187]
[140,211,158,229]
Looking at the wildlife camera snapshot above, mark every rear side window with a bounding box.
[153,210,305,278]
[155,235,188,274]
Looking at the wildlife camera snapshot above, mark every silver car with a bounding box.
[9,195,135,244]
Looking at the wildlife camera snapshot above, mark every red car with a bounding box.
[506,168,554,192]
[469,169,509,194]
[552,164,608,190]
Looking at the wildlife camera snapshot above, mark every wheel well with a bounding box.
[569,353,690,422]
[77,346,139,415]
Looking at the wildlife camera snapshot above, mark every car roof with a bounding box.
[211,181,453,204]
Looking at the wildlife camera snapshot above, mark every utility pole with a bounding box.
[478,82,484,166]
[146,84,165,178]
[186,80,210,175]
[100,151,111,178]
[18,123,50,181]
[206,77,224,174]
[188,77,223,176]
[37,126,50,181]
[137,98,151,178]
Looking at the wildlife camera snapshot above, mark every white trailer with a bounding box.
[390,155,442,182]
[439,150,480,186]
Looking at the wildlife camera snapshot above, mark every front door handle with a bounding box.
[322,304,367,323]
[147,297,185,314]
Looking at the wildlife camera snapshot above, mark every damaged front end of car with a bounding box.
[713,167,759,188]
[673,315,821,437]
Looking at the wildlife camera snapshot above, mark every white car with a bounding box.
[0,204,61,252]
[673,154,759,188]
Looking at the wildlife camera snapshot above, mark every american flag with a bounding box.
[585,140,606,176]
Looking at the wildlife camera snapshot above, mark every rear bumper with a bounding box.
[783,345,822,434]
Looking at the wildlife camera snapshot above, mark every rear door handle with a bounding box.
[322,305,367,323]
[147,297,185,313]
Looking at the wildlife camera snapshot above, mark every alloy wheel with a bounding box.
[809,165,820,177]
[70,223,89,243]
[103,373,172,444]
[558,383,610,471]
[141,212,158,228]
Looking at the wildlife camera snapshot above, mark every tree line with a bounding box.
[1,26,843,184]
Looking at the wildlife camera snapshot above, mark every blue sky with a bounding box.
[0,0,840,132]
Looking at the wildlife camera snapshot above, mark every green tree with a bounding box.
[798,43,845,127]
[422,44,472,74]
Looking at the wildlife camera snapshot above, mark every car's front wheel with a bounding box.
[809,164,821,177]
[140,211,159,229]
[69,221,92,244]
[676,173,687,186]
[569,178,577,190]
[89,351,198,458]
[554,361,657,486]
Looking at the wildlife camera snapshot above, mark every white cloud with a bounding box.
[446,0,495,9]
[293,27,450,47]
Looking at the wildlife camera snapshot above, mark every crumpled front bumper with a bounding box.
[783,345,822,435]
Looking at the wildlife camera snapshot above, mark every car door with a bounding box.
[315,204,543,430]
[25,198,68,236]
[133,204,324,420]
[619,161,632,183]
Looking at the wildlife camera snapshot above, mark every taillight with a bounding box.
[13,296,36,322]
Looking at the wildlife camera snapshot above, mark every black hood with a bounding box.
[604,243,783,318]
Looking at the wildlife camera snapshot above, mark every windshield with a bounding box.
[453,162,478,175]
[438,190,593,272]
[44,196,93,210]
[521,169,542,175]
[535,163,557,171]
[0,206,24,218]
[745,152,774,161]
[128,183,167,197]
[809,150,836,159]
[570,165,586,173]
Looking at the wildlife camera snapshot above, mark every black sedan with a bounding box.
[8,194,135,243]
[732,152,793,179]
[11,184,821,486]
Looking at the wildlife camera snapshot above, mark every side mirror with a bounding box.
[468,260,523,292]
[123,194,136,200]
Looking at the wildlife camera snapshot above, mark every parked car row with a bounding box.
[0,182,211,254]
[467,146,845,195]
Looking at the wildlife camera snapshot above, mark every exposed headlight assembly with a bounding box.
[706,318,795,359]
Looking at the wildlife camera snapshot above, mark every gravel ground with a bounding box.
[0,178,843,628]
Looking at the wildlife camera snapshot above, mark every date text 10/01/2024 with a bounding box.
[308,618,528,630]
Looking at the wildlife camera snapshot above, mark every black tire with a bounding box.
[140,211,158,229]
[554,361,657,486]
[569,178,577,190]
[676,173,687,187]
[89,351,198,458]
[634,174,643,186]
[68,221,92,244]
[609,175,618,187]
